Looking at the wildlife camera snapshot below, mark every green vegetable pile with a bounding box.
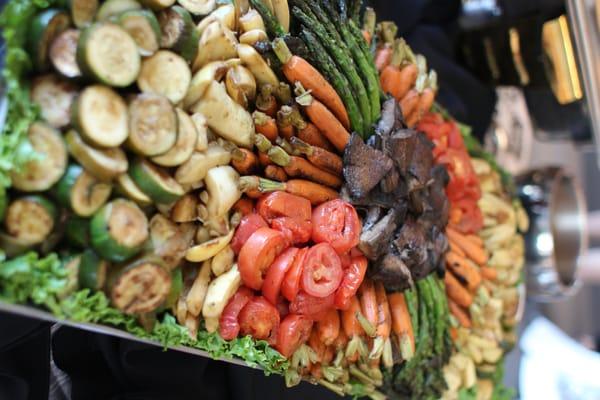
[0,0,287,377]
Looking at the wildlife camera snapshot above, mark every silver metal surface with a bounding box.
[0,301,251,369]
[517,167,588,301]
[566,0,600,166]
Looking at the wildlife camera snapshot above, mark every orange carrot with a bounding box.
[374,282,392,339]
[298,93,350,153]
[273,38,350,130]
[358,279,378,332]
[238,176,339,206]
[449,207,463,225]
[445,271,473,308]
[309,328,327,362]
[388,292,415,354]
[277,106,296,140]
[253,111,278,142]
[481,266,498,281]
[232,197,254,216]
[446,227,488,266]
[375,45,393,72]
[268,146,342,188]
[400,89,420,119]
[290,137,343,176]
[333,329,348,351]
[407,87,435,127]
[449,327,458,341]
[264,165,287,182]
[322,346,335,365]
[245,189,263,199]
[342,297,364,338]
[448,238,466,258]
[258,152,271,167]
[310,363,323,380]
[297,123,336,153]
[466,234,484,248]
[448,300,472,328]
[231,148,258,175]
[317,309,340,346]
[446,251,482,292]
[256,84,277,117]
[362,30,372,44]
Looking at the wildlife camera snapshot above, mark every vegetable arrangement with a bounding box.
[0,1,528,399]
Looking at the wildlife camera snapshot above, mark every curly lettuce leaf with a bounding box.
[0,0,60,187]
[0,253,288,375]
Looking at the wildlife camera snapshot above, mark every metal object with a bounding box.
[517,167,588,301]
[566,0,600,166]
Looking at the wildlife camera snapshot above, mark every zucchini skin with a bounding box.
[129,159,184,204]
[0,186,7,223]
[90,200,148,263]
[65,215,91,249]
[52,164,83,208]
[158,6,198,63]
[118,9,162,56]
[28,9,71,70]
[0,232,35,258]
[78,249,108,290]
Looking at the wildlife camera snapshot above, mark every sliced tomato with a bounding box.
[231,214,268,254]
[301,243,343,298]
[271,217,312,245]
[311,199,361,254]
[219,286,254,341]
[276,314,313,358]
[289,291,335,320]
[238,227,288,290]
[238,296,280,344]
[334,256,368,310]
[262,247,299,305]
[257,191,312,223]
[281,247,308,302]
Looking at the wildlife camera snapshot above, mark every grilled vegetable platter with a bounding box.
[0,0,527,398]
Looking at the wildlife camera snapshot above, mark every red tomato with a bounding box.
[257,192,312,223]
[276,296,290,318]
[219,287,254,340]
[271,217,312,245]
[289,291,335,320]
[262,247,300,305]
[281,248,308,302]
[339,252,352,269]
[231,214,268,254]
[311,200,361,254]
[334,256,368,310]
[276,314,313,358]
[447,123,465,150]
[238,228,288,290]
[301,243,343,298]
[238,296,280,344]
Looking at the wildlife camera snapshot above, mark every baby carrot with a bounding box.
[256,84,278,117]
[297,123,336,153]
[358,279,378,336]
[374,282,392,339]
[277,106,296,140]
[400,89,420,120]
[297,92,350,153]
[342,296,364,338]
[481,266,498,281]
[290,137,343,176]
[317,309,341,346]
[375,46,393,72]
[388,292,415,356]
[231,148,258,175]
[253,111,278,143]
[268,146,342,188]
[238,176,339,206]
[258,152,272,167]
[273,38,350,130]
[448,238,466,258]
[447,227,488,266]
[264,165,288,182]
[466,234,484,248]
[444,271,473,308]
[448,299,472,328]
[446,251,482,292]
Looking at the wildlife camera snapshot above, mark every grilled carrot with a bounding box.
[322,346,335,365]
[277,106,296,140]
[268,146,342,188]
[232,197,254,216]
[264,165,287,182]
[445,271,473,308]
[256,84,277,117]
[273,38,350,130]
[309,328,328,362]
[448,300,472,328]
[388,292,415,355]
[448,238,466,258]
[362,30,372,44]
[258,152,272,167]
[375,46,393,72]
[481,266,498,281]
[297,122,336,153]
[447,227,488,266]
[231,148,258,175]
[396,64,419,103]
[466,234,484,248]
[446,251,482,292]
[253,111,278,142]
[297,92,350,153]
[358,279,378,333]
[449,207,463,225]
[374,282,392,339]
[238,176,339,206]
[290,137,343,175]
[317,309,340,346]
[342,297,364,338]
[400,89,420,120]
[407,86,435,127]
